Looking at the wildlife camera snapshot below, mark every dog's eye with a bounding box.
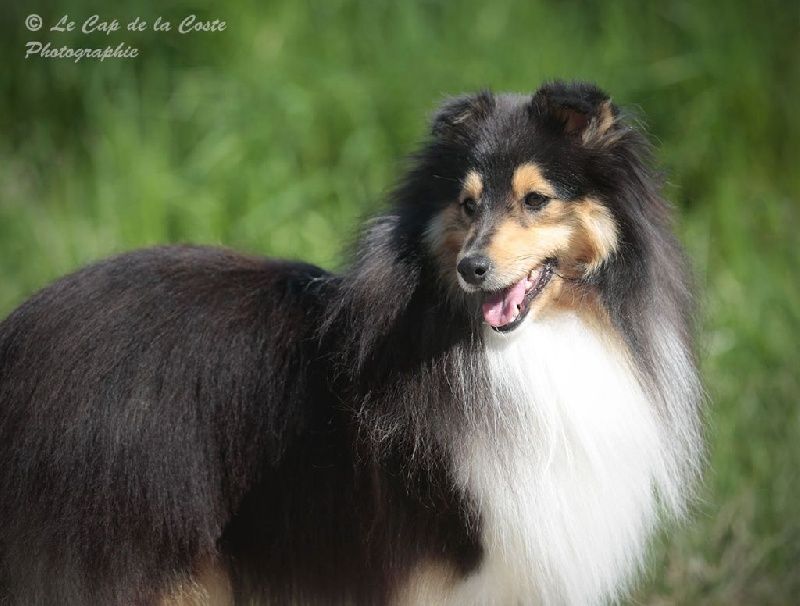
[523,192,549,211]
[461,197,478,218]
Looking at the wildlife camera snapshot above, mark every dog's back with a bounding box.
[0,246,328,604]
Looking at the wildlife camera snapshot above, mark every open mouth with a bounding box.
[481,259,555,333]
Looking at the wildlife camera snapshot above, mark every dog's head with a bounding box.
[422,81,640,333]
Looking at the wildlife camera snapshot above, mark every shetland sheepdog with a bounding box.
[0,81,703,605]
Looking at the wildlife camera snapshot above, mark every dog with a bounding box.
[0,81,703,605]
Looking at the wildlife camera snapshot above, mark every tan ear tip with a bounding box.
[594,100,617,136]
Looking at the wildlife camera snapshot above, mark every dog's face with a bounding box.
[424,82,626,333]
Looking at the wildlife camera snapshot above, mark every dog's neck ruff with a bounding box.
[449,311,682,605]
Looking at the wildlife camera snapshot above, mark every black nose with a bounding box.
[457,254,492,286]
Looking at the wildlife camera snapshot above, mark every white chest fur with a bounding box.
[448,312,679,605]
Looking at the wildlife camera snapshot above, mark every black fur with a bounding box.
[0,81,697,605]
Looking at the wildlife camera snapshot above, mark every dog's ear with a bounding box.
[529,81,618,144]
[431,91,495,140]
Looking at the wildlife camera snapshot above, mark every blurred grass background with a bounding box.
[2,0,798,602]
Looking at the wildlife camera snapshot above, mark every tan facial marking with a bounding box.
[461,170,483,202]
[512,163,557,200]
[570,197,619,273]
[481,194,618,322]
[485,199,573,285]
[481,162,566,286]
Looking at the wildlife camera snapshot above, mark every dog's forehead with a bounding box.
[466,97,550,189]
[472,97,532,154]
[464,99,586,200]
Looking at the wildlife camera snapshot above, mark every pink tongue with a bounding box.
[482,277,528,327]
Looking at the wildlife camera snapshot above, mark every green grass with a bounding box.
[2,0,798,602]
